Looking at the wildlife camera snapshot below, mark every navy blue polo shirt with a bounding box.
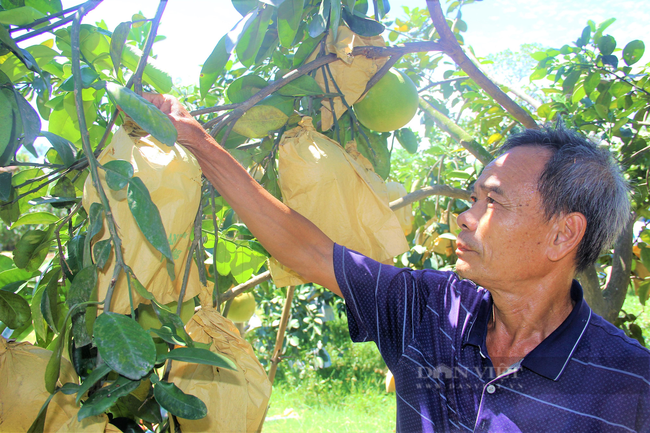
[333,244,650,432]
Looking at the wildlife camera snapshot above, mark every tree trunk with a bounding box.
[578,218,634,323]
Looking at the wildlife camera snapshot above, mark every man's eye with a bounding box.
[486,196,496,204]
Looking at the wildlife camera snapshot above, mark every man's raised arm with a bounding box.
[142,93,341,296]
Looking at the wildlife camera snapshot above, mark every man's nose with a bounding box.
[457,207,477,232]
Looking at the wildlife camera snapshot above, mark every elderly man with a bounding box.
[144,93,650,432]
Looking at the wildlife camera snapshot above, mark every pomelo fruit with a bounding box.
[137,299,196,331]
[353,69,419,132]
[227,292,256,323]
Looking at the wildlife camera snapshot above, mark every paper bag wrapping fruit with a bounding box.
[168,308,272,432]
[0,336,80,432]
[308,26,387,131]
[387,181,414,236]
[268,118,409,287]
[83,125,203,314]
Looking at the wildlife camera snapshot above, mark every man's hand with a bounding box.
[142,93,210,149]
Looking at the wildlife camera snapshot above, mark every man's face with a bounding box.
[455,146,555,289]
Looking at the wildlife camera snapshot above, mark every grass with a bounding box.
[262,382,397,433]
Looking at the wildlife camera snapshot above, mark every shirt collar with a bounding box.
[463,280,592,381]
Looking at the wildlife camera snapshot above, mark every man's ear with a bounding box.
[548,212,587,262]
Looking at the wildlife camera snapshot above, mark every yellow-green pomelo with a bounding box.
[353,69,419,133]
[137,299,196,331]
[227,292,256,323]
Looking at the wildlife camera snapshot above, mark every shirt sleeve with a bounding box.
[333,243,456,368]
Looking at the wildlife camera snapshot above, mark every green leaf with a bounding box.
[277,0,302,47]
[232,0,259,15]
[68,265,98,347]
[153,380,208,420]
[129,273,155,301]
[0,90,13,157]
[88,202,104,240]
[10,211,59,229]
[640,247,650,271]
[562,70,581,94]
[103,160,134,191]
[227,74,269,104]
[40,270,59,332]
[584,71,601,95]
[232,105,288,138]
[14,89,41,151]
[75,363,112,405]
[341,7,384,36]
[376,0,390,18]
[0,171,11,202]
[200,35,230,99]
[93,239,112,270]
[236,5,273,68]
[41,132,77,167]
[25,0,62,15]
[77,376,140,421]
[110,22,131,77]
[0,6,45,25]
[26,392,55,433]
[330,0,341,41]
[601,54,618,69]
[105,83,177,147]
[158,347,237,370]
[31,283,47,343]
[395,128,418,154]
[639,281,650,307]
[357,125,390,179]
[45,332,65,394]
[13,227,52,271]
[309,0,328,37]
[59,65,99,91]
[149,301,193,345]
[277,75,323,97]
[127,177,174,263]
[0,26,32,71]
[94,312,156,380]
[293,34,324,67]
[597,35,616,56]
[0,290,31,329]
[623,40,645,66]
[119,44,172,93]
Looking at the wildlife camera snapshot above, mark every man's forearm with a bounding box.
[186,129,341,296]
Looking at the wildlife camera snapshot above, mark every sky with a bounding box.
[55,0,649,87]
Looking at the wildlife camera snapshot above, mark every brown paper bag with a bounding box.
[82,126,203,314]
[387,181,413,236]
[0,337,79,432]
[168,308,272,432]
[308,26,387,131]
[269,118,408,287]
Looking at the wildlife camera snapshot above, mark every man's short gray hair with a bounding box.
[499,125,630,272]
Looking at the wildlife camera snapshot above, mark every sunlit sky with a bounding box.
[52,0,648,87]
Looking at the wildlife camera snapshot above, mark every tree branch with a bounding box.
[208,42,443,136]
[462,47,542,111]
[127,0,167,95]
[220,270,271,302]
[14,0,102,43]
[425,0,539,130]
[579,217,634,323]
[389,185,470,211]
[418,97,494,165]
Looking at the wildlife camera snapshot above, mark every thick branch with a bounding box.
[579,217,634,323]
[419,97,494,165]
[220,270,271,302]
[390,185,470,211]
[425,0,538,130]
[128,0,167,95]
[462,47,542,110]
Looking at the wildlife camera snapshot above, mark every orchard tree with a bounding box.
[0,0,648,431]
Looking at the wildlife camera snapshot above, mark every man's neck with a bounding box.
[485,274,575,375]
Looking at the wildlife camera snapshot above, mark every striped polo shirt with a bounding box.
[333,244,650,432]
